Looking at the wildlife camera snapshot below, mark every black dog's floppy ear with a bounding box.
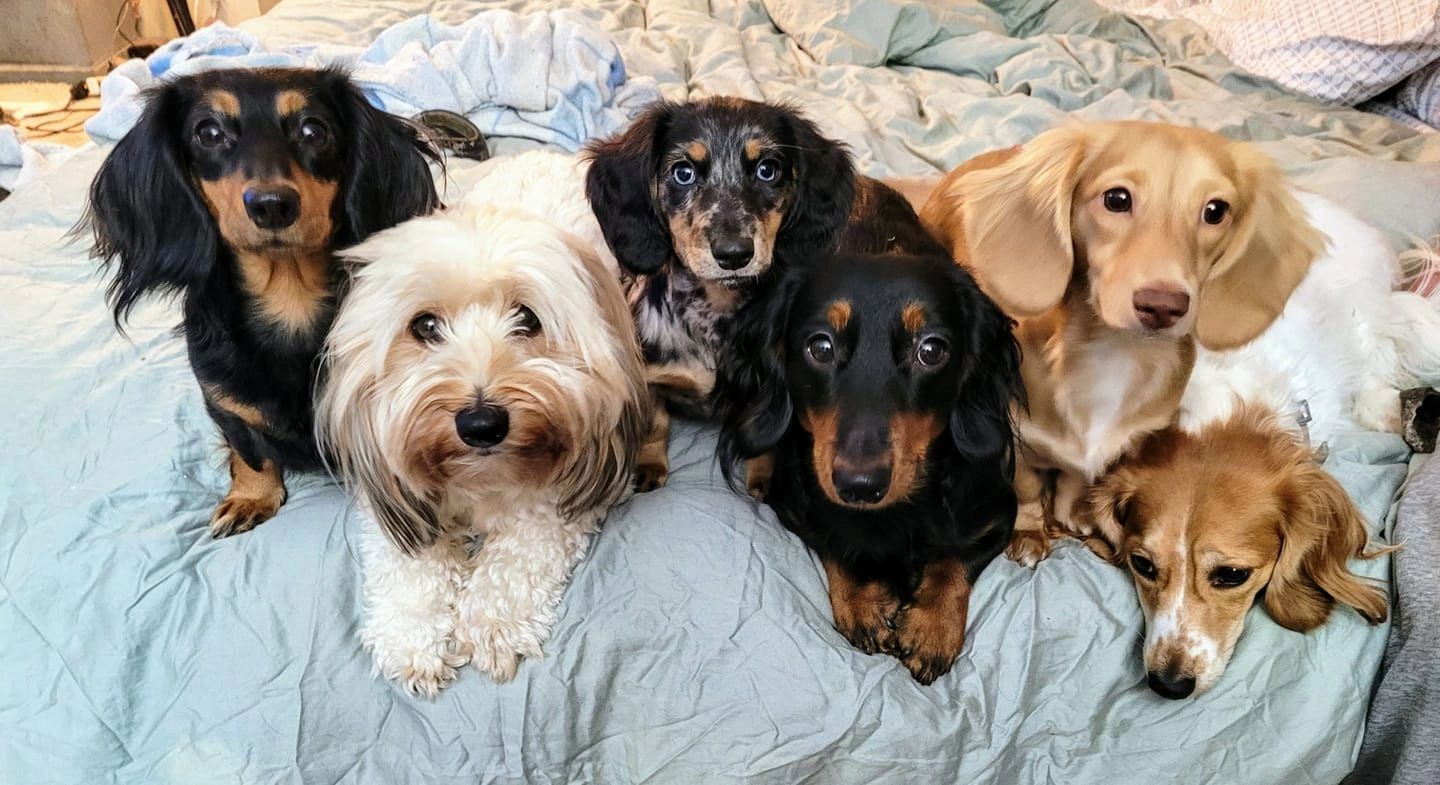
[777,109,856,259]
[329,71,441,246]
[948,266,1023,463]
[717,272,801,488]
[584,102,675,275]
[79,82,217,326]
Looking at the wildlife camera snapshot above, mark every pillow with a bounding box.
[1096,0,1440,105]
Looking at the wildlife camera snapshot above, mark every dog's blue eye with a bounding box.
[805,334,834,365]
[409,312,443,344]
[755,159,779,182]
[195,120,229,149]
[671,163,697,186]
[1103,187,1131,213]
[1210,566,1250,588]
[1202,199,1230,225]
[916,337,949,368]
[1130,553,1158,580]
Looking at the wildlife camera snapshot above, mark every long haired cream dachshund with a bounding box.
[921,121,1323,565]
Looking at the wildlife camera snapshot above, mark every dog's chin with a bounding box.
[678,254,772,289]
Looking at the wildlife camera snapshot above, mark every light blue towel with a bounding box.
[0,125,77,192]
[85,11,659,151]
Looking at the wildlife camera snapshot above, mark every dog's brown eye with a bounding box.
[195,119,229,149]
[1210,566,1250,588]
[299,118,330,146]
[1202,199,1230,225]
[1130,553,1158,580]
[806,334,835,365]
[916,337,949,368]
[1103,187,1131,213]
[409,312,443,343]
[512,305,541,337]
[755,159,780,182]
[671,162,697,187]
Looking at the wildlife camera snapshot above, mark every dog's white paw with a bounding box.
[365,627,470,699]
[1355,385,1403,435]
[456,611,545,683]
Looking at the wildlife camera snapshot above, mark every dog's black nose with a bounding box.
[243,186,301,230]
[1147,669,1197,700]
[711,237,754,270]
[455,404,509,449]
[832,464,891,505]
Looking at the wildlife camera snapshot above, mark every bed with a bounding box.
[3,1,1439,783]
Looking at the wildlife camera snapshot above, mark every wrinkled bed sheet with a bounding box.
[3,1,1439,783]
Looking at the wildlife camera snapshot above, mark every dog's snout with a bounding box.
[710,236,755,271]
[832,461,892,505]
[243,186,301,230]
[455,404,510,449]
[1146,667,1197,700]
[1133,285,1191,330]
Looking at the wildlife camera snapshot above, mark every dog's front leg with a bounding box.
[456,516,596,682]
[1004,455,1053,568]
[359,523,470,698]
[634,401,670,491]
[823,557,899,655]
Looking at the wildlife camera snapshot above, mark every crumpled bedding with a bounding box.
[85,10,658,150]
[3,1,1439,783]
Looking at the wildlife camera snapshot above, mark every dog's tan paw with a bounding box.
[744,454,774,501]
[634,460,668,492]
[210,491,284,537]
[894,604,966,685]
[1005,529,1052,568]
[832,586,899,655]
[210,454,286,538]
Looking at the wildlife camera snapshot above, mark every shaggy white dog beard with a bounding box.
[318,161,647,694]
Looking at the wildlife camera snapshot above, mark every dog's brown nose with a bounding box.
[1133,286,1190,330]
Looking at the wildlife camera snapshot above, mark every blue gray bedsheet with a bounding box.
[3,1,1439,783]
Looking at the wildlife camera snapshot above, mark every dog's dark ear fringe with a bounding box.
[584,102,675,274]
[947,264,1024,473]
[367,479,444,557]
[76,81,218,327]
[777,110,857,261]
[331,70,442,246]
[716,272,800,491]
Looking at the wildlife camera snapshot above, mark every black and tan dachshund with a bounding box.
[81,67,439,537]
[717,185,1022,683]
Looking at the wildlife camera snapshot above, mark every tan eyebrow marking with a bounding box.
[686,141,709,162]
[744,138,763,159]
[902,302,926,334]
[275,89,307,116]
[828,300,852,331]
[208,90,240,116]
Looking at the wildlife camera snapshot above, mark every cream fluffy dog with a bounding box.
[318,152,649,695]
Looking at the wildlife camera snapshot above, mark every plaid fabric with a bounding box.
[1096,0,1440,105]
